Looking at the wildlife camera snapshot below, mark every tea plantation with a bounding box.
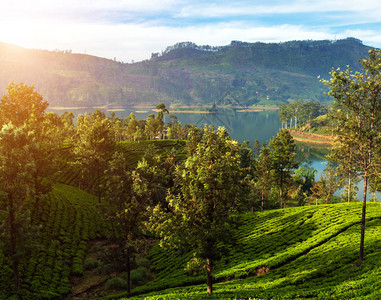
[103,202,381,299]
[0,183,109,299]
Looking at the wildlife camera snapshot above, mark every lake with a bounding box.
[48,106,282,144]
[49,106,321,163]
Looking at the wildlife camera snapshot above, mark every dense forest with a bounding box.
[0,48,380,299]
[0,38,370,107]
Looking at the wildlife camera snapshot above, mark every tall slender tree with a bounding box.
[0,83,52,291]
[0,123,35,291]
[255,143,273,211]
[323,49,381,261]
[73,110,115,202]
[269,129,299,208]
[103,151,149,294]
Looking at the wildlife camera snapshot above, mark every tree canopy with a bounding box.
[150,125,250,294]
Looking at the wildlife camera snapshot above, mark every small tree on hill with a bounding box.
[126,112,139,141]
[150,126,250,294]
[0,82,48,127]
[269,129,299,208]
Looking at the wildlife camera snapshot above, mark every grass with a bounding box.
[100,202,381,299]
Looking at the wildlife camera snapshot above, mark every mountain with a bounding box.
[0,38,371,107]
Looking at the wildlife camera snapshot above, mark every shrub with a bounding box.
[84,258,100,271]
[106,277,127,290]
[131,267,150,285]
[136,257,150,269]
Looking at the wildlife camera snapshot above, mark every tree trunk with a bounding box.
[97,160,101,203]
[127,251,131,294]
[33,174,40,223]
[206,257,213,294]
[279,172,284,208]
[348,175,351,203]
[261,190,264,212]
[9,192,19,291]
[359,173,368,261]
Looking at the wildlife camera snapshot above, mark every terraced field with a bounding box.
[102,202,381,299]
[0,184,108,299]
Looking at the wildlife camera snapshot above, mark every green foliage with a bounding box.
[278,100,327,129]
[54,139,186,196]
[116,139,186,170]
[323,48,381,193]
[323,48,381,260]
[254,142,273,211]
[149,126,251,294]
[84,258,101,271]
[269,129,299,207]
[72,110,115,198]
[0,82,48,126]
[106,277,128,290]
[130,267,151,285]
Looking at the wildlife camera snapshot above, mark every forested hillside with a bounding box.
[0,38,370,107]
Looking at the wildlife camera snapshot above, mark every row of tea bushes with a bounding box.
[104,203,381,299]
[0,184,108,299]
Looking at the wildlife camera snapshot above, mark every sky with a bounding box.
[1,0,381,63]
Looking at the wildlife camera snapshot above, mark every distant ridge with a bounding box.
[0,38,372,107]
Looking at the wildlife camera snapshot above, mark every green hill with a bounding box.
[0,38,371,107]
[104,202,381,299]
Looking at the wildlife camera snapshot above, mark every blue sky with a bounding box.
[1,0,380,62]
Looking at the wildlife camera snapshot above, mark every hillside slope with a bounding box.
[0,184,108,299]
[0,38,371,107]
[104,202,381,299]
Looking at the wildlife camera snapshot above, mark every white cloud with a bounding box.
[0,0,380,62]
[177,0,381,18]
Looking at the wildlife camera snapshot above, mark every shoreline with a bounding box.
[49,105,279,113]
[289,130,333,146]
